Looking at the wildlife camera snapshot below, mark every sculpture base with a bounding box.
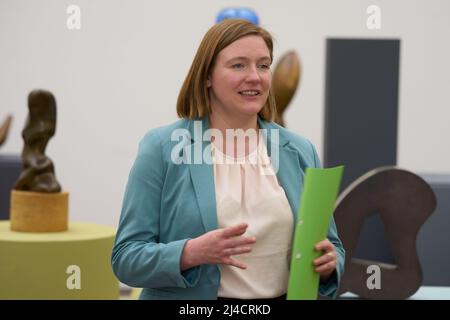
[10,190,68,232]
[0,221,119,299]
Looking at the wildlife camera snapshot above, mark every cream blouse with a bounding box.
[211,137,294,299]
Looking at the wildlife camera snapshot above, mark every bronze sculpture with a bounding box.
[14,90,61,193]
[334,167,436,299]
[0,115,12,147]
[272,51,301,126]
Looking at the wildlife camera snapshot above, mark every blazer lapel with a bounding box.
[187,117,218,232]
[276,147,303,224]
[258,118,304,224]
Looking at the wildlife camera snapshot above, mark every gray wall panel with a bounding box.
[0,155,21,220]
[324,38,400,189]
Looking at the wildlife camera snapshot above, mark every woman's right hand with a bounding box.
[180,222,256,271]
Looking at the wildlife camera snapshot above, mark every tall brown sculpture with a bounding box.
[14,90,61,192]
[10,90,68,232]
[272,51,301,126]
[0,115,13,147]
[334,167,436,299]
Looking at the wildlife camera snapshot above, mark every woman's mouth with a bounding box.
[238,90,261,96]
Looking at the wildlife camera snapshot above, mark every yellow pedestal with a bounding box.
[10,190,68,232]
[0,221,119,299]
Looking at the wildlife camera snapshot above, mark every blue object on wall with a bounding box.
[216,8,259,25]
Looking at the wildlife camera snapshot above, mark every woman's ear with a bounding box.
[207,78,212,88]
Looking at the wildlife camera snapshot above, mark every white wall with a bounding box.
[1,0,449,227]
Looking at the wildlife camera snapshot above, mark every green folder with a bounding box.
[287,166,344,300]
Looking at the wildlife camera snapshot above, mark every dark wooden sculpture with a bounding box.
[0,115,12,147]
[272,51,301,126]
[14,90,61,193]
[334,167,436,299]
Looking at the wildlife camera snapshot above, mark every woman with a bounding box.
[111,19,345,300]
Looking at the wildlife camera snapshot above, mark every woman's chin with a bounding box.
[238,104,264,116]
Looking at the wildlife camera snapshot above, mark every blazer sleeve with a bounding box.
[111,129,200,289]
[310,141,346,299]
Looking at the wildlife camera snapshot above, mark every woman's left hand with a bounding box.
[313,238,337,281]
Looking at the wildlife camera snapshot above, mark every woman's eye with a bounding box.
[232,63,244,69]
[259,64,270,69]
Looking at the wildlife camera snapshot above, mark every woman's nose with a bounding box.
[244,66,261,83]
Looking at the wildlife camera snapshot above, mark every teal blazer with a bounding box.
[111,116,345,300]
